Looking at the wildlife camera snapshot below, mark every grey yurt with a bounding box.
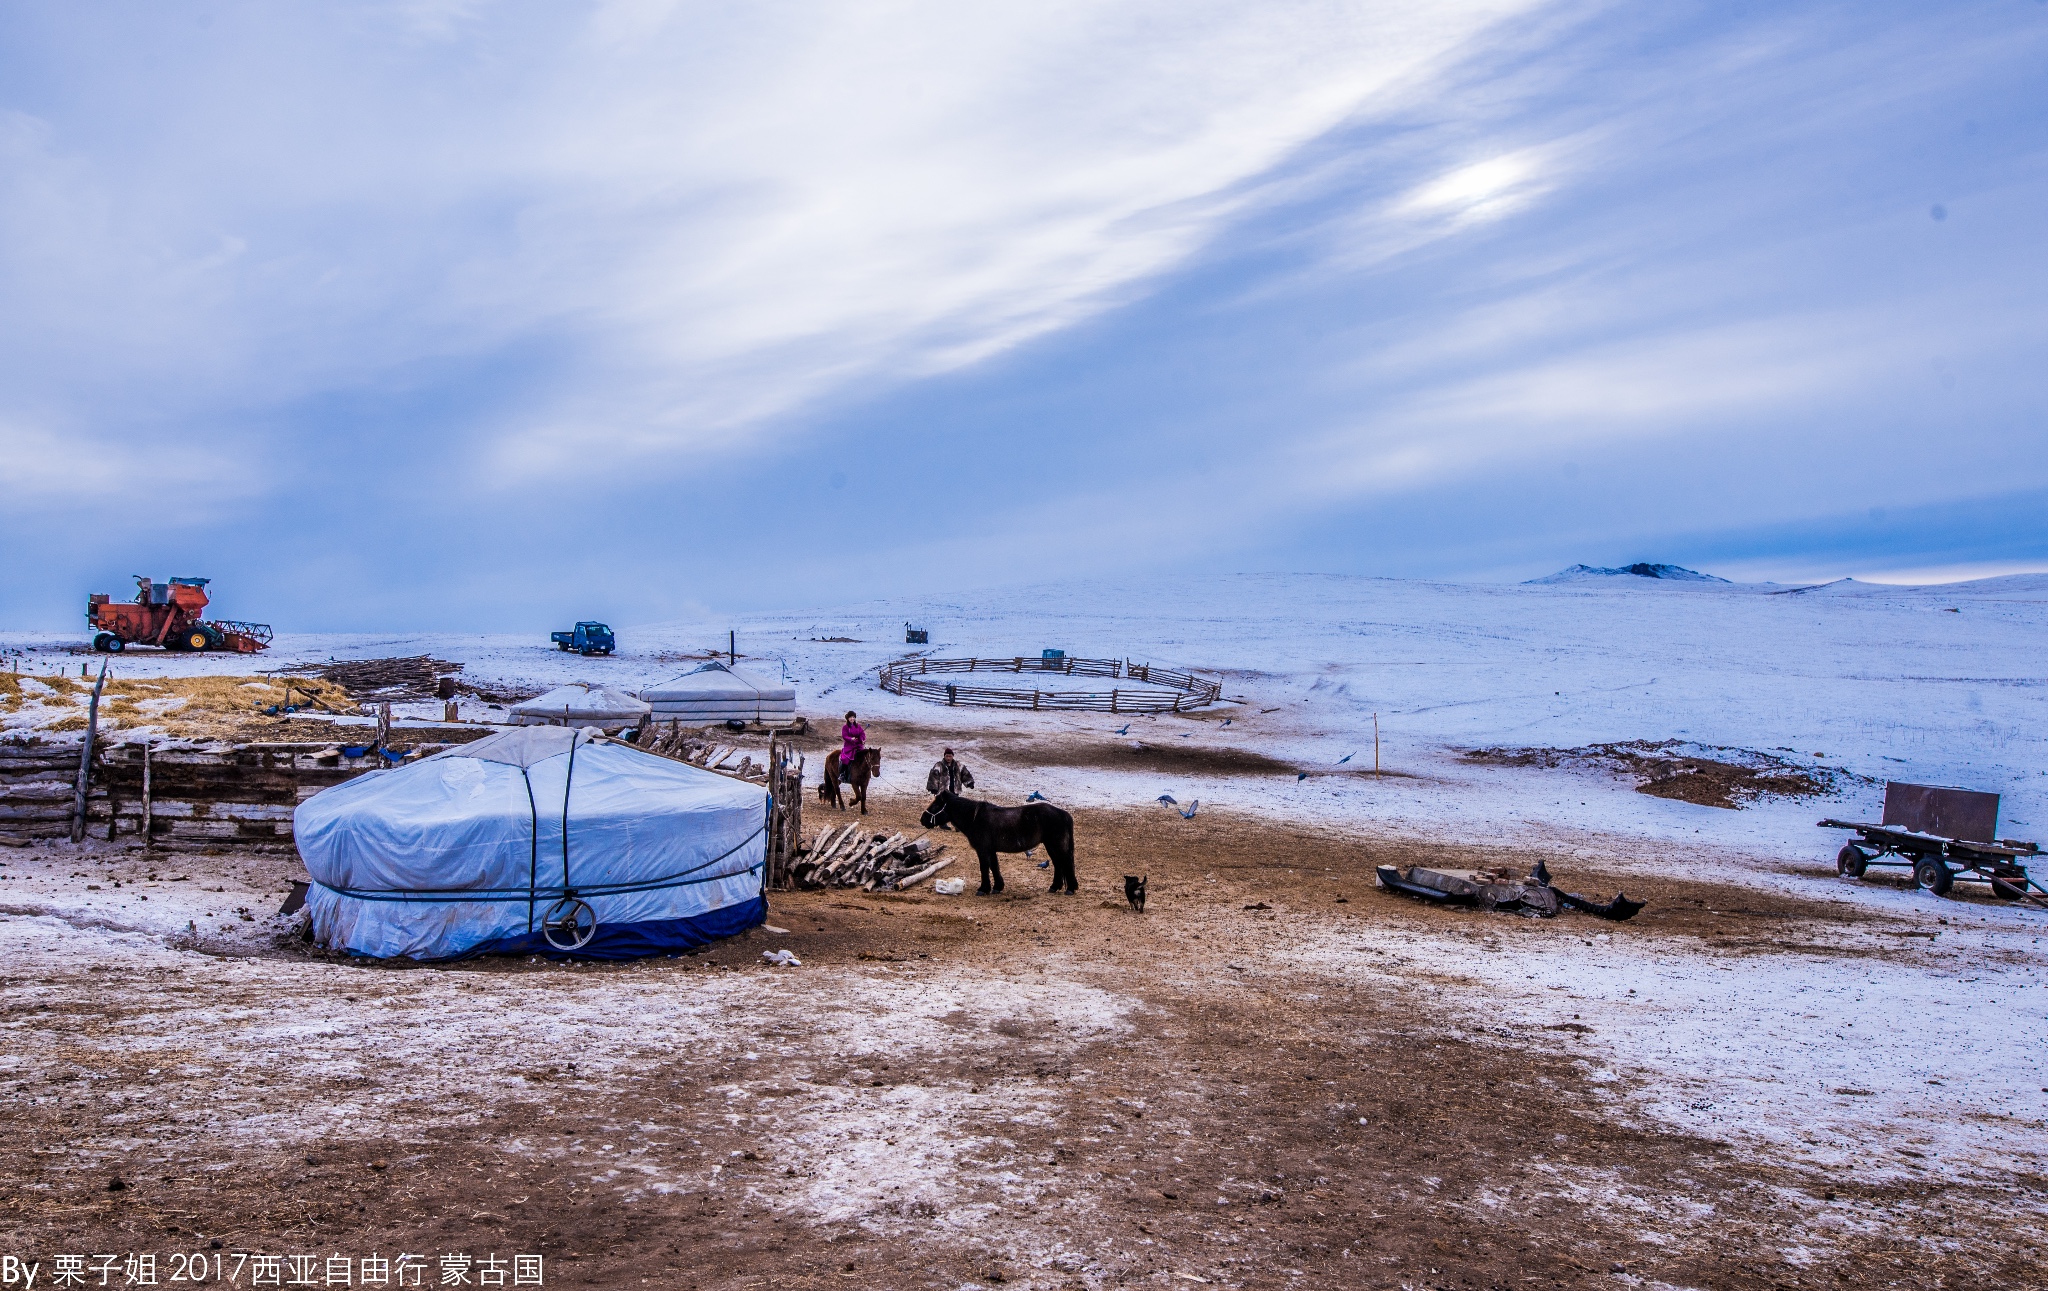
[510,683,651,728]
[639,662,796,726]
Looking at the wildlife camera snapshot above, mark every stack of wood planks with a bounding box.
[790,824,951,892]
[635,721,773,784]
[0,741,98,843]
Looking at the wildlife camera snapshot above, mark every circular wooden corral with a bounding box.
[877,655,1223,713]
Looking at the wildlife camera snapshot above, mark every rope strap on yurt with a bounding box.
[521,766,540,933]
[314,822,767,904]
[560,736,578,896]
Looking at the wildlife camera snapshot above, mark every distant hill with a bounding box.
[1526,563,1730,585]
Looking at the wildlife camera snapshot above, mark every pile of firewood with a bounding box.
[635,726,772,784]
[791,824,951,891]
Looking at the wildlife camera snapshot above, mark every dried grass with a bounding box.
[5,673,356,740]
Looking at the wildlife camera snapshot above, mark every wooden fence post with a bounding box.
[142,738,153,848]
[70,662,107,844]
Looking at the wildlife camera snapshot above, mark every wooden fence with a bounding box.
[877,655,1222,713]
[764,734,805,891]
[0,739,383,847]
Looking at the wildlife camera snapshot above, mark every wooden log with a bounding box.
[891,856,953,890]
[823,840,871,878]
[815,823,860,866]
[813,824,848,864]
[2,781,81,800]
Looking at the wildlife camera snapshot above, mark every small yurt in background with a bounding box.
[639,661,796,726]
[510,682,650,727]
[295,727,766,960]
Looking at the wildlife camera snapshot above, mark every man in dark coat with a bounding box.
[925,747,975,796]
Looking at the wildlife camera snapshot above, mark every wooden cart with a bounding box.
[1821,782,2044,906]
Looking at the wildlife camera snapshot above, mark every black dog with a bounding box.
[1124,875,1147,913]
[920,791,1077,895]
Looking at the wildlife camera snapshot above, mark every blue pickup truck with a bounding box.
[551,622,616,656]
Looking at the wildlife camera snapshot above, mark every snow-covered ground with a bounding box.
[11,570,2045,842]
[7,569,2045,1247]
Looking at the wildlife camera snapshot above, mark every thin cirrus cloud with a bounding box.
[813,2,2048,592]
[0,0,1550,506]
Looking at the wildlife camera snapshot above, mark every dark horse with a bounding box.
[920,790,1077,895]
[822,747,881,814]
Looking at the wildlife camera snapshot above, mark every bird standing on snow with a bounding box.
[1296,771,1309,782]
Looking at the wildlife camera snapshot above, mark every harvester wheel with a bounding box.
[181,628,212,652]
[92,633,112,652]
[1914,857,1954,896]
[105,636,125,653]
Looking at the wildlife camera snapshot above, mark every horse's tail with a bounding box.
[1050,803,1075,834]
[1043,804,1077,852]
[1045,804,1078,892]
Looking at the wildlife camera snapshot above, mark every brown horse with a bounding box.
[822,747,881,814]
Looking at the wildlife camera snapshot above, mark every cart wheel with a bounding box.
[1989,877,2025,901]
[540,897,597,951]
[92,633,112,652]
[1836,844,1870,879]
[1914,857,1954,896]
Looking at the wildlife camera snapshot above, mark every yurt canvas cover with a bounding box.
[639,662,796,725]
[296,727,766,960]
[510,682,650,727]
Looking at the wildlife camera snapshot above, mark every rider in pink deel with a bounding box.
[840,710,866,772]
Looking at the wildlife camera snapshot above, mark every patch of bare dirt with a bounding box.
[1465,739,1857,809]
[912,729,1414,782]
[1005,739,1297,778]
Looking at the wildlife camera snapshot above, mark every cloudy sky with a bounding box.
[3,1,2044,631]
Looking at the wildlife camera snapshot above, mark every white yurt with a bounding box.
[509,682,650,727]
[295,727,767,960]
[639,662,796,726]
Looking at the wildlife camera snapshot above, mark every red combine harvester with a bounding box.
[86,576,273,654]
